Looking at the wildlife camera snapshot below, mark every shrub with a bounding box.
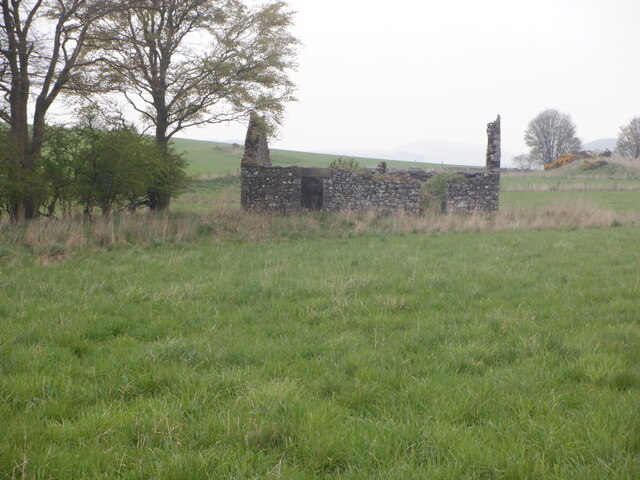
[581,159,608,171]
[420,172,468,212]
[329,157,361,170]
[544,153,579,170]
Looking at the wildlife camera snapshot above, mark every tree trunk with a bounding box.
[7,51,42,222]
[8,113,40,222]
[148,113,171,212]
[148,190,171,211]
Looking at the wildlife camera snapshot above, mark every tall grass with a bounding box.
[1,204,638,261]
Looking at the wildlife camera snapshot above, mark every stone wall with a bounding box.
[445,172,500,214]
[241,166,421,214]
[241,166,301,214]
[324,170,421,213]
[486,115,501,171]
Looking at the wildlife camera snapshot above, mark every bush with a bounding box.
[329,157,361,170]
[544,153,579,170]
[38,126,189,217]
[420,172,468,212]
[581,159,608,171]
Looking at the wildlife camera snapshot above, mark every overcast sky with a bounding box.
[183,0,640,164]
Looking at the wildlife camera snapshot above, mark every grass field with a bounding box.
[2,226,640,479]
[2,142,640,478]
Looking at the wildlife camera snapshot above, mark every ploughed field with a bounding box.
[2,226,640,478]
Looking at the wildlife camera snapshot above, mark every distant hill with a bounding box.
[583,138,616,152]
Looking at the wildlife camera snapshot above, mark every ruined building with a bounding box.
[241,114,501,214]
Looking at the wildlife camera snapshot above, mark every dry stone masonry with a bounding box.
[241,115,501,215]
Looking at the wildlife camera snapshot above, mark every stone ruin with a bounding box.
[241,115,501,215]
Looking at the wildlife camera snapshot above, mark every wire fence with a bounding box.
[501,181,640,192]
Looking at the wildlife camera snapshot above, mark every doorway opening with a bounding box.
[301,176,323,211]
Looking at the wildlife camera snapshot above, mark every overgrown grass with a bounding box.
[1,227,640,478]
[1,202,638,264]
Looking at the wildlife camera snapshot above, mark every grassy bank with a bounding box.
[1,227,640,478]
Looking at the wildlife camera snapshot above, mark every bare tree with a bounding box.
[524,109,581,166]
[616,117,640,159]
[0,0,118,220]
[91,0,298,210]
[512,153,535,171]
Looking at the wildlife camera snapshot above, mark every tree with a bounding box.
[91,0,298,210]
[0,0,119,221]
[524,109,581,166]
[616,117,640,159]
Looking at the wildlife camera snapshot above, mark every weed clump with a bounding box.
[329,157,361,171]
[420,172,468,212]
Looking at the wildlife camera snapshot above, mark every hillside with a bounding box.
[171,137,447,177]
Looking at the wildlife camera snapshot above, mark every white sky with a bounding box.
[183,0,640,162]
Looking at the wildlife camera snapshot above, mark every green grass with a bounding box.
[171,138,243,177]
[172,178,241,213]
[269,149,441,171]
[500,190,640,213]
[2,227,640,478]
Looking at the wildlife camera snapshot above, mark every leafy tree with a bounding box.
[524,109,581,165]
[0,0,118,221]
[616,117,640,159]
[91,0,298,210]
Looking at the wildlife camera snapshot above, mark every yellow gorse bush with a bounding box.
[544,153,579,170]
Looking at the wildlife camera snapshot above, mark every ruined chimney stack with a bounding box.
[486,115,501,171]
[241,112,272,167]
